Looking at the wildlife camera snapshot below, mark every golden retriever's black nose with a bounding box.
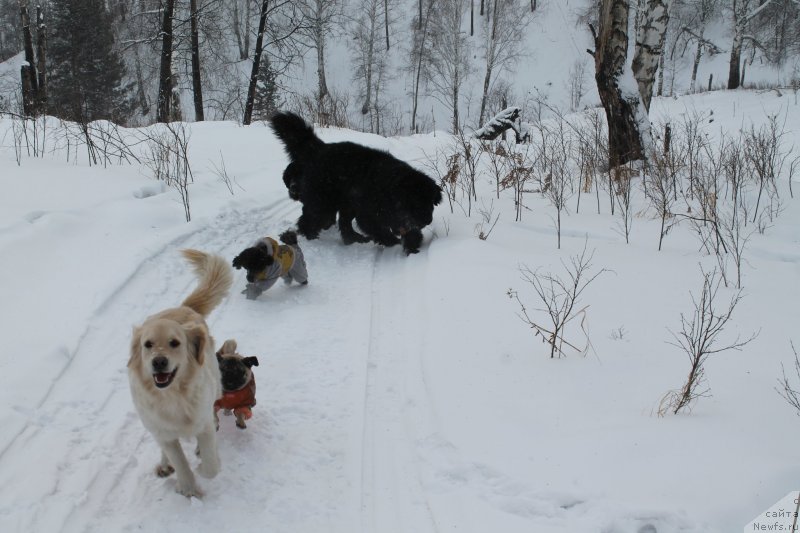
[152,356,169,372]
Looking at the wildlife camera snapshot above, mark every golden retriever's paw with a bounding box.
[175,482,203,498]
[197,459,220,479]
[155,464,175,478]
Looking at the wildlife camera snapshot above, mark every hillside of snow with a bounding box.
[0,88,798,532]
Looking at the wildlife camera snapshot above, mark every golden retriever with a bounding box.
[127,249,233,497]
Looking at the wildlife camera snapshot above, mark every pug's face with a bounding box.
[215,339,259,392]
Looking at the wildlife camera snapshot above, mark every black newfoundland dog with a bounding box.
[270,111,442,254]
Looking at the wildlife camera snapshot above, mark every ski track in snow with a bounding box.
[359,248,441,533]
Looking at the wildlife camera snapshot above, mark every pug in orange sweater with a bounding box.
[214,340,259,429]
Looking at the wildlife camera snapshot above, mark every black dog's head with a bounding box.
[394,173,443,254]
[216,339,259,392]
[232,244,274,282]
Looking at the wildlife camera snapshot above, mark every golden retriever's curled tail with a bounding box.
[180,249,234,317]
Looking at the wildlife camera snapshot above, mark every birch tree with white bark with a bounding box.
[591,0,647,167]
[631,0,671,113]
[591,0,671,167]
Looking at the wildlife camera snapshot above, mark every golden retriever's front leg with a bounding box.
[160,439,199,497]
[155,450,175,477]
[195,426,220,479]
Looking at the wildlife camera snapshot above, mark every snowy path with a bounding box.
[0,198,719,533]
[359,249,442,533]
[0,197,451,533]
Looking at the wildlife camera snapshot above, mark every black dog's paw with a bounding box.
[402,229,423,255]
[297,227,320,240]
[279,230,298,245]
[341,231,371,245]
[375,234,400,247]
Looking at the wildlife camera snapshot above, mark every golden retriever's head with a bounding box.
[128,317,208,390]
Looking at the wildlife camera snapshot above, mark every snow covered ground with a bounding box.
[0,89,798,533]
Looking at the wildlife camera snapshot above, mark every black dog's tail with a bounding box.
[269,111,324,162]
[279,230,298,246]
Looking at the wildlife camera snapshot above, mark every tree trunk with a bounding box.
[232,0,247,60]
[452,62,460,133]
[470,0,474,36]
[156,0,175,123]
[727,30,743,89]
[19,3,38,115]
[411,0,433,133]
[190,0,204,121]
[594,0,645,168]
[35,6,46,113]
[133,47,149,116]
[384,0,390,50]
[310,1,331,125]
[690,38,703,91]
[726,0,775,90]
[478,0,500,125]
[361,12,375,118]
[244,0,251,59]
[631,0,670,113]
[243,0,269,126]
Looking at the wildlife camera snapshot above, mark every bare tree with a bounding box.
[659,267,757,415]
[742,114,790,225]
[675,0,722,92]
[426,0,471,133]
[18,1,45,116]
[647,123,685,250]
[453,127,482,215]
[477,0,532,125]
[243,0,271,126]
[726,0,776,89]
[777,341,800,415]
[230,0,252,61]
[139,122,194,222]
[567,59,588,112]
[296,0,344,125]
[508,244,606,359]
[190,0,204,121]
[156,0,175,123]
[408,0,435,133]
[350,0,397,132]
[538,119,573,249]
